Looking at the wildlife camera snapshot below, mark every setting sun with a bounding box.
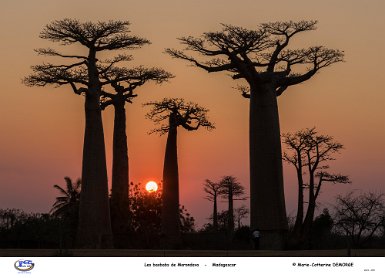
[145,181,158,192]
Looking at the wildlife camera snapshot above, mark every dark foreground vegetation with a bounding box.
[1,190,384,252]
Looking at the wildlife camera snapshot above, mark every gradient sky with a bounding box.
[0,0,384,228]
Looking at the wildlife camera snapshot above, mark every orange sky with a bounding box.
[0,0,384,227]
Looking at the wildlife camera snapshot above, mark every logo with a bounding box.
[14,259,35,272]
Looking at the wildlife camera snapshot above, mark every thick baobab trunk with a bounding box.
[213,194,218,231]
[77,93,113,248]
[161,114,181,248]
[77,50,113,248]
[249,83,288,250]
[110,101,130,246]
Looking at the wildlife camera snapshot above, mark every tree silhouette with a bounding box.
[128,182,195,248]
[234,206,249,229]
[24,19,149,248]
[334,192,385,248]
[167,20,344,249]
[50,177,81,218]
[282,127,350,246]
[144,98,214,247]
[219,176,246,233]
[203,179,222,231]
[99,65,172,241]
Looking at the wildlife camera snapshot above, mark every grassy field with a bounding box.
[0,249,384,257]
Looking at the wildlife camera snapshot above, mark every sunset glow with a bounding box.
[145,181,158,193]
[0,1,383,231]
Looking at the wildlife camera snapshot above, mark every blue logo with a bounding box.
[14,259,35,272]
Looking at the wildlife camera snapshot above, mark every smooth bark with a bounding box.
[77,50,113,248]
[110,101,130,243]
[161,113,181,247]
[249,83,287,249]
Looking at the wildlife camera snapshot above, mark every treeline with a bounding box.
[1,190,383,250]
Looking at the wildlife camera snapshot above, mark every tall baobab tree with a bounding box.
[282,128,350,246]
[219,176,246,233]
[24,19,149,248]
[144,98,214,247]
[166,20,344,249]
[203,179,222,231]
[99,66,172,242]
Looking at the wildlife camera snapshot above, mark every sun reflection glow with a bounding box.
[145,181,158,192]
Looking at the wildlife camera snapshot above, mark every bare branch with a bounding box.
[40,18,150,51]
[144,98,215,135]
[168,20,343,97]
[279,46,344,87]
[24,63,89,88]
[166,48,236,73]
[35,48,88,59]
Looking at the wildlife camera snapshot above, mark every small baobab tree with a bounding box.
[167,20,344,249]
[203,179,222,231]
[144,98,214,247]
[24,19,149,248]
[282,127,350,246]
[219,176,246,233]
[99,66,172,240]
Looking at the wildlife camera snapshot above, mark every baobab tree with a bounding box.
[203,179,222,231]
[219,176,246,233]
[144,98,214,247]
[24,19,149,248]
[282,127,350,246]
[99,66,172,241]
[166,20,344,248]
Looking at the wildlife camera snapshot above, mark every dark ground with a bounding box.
[0,249,384,257]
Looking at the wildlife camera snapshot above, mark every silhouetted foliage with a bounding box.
[203,176,247,233]
[282,128,350,247]
[144,98,213,248]
[97,44,172,244]
[50,177,81,218]
[235,205,249,229]
[333,192,385,248]
[203,179,222,231]
[144,98,215,135]
[309,208,334,248]
[167,20,344,248]
[24,18,151,248]
[127,182,195,248]
[0,209,26,230]
[0,210,71,249]
[219,176,246,233]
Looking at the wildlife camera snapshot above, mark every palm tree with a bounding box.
[144,98,214,248]
[50,177,81,218]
